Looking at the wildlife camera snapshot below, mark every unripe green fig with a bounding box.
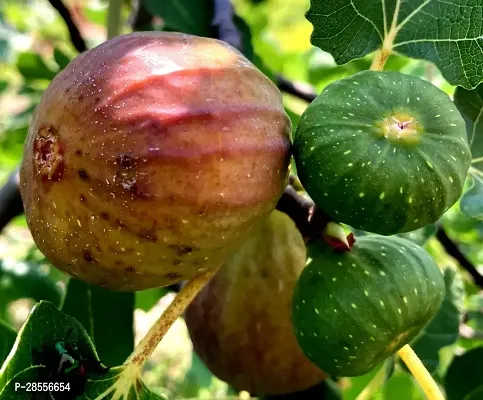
[185,210,327,395]
[293,70,471,235]
[19,32,291,291]
[292,235,445,377]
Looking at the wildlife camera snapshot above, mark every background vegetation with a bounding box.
[0,0,482,399]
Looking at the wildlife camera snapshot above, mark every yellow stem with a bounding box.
[370,48,391,71]
[94,268,220,400]
[356,364,387,400]
[126,268,219,367]
[398,344,445,400]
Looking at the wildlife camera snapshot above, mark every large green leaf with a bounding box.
[135,288,170,312]
[0,320,16,366]
[142,0,214,36]
[406,268,465,373]
[0,301,164,400]
[61,279,134,367]
[454,83,483,219]
[0,259,62,323]
[305,0,483,89]
[444,347,483,400]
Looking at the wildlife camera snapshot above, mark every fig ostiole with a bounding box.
[185,210,327,395]
[19,32,292,291]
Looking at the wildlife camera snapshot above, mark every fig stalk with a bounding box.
[95,268,219,400]
[398,344,445,400]
[127,268,217,367]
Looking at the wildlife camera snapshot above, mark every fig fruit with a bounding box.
[293,70,471,235]
[185,210,326,395]
[292,235,445,377]
[19,32,291,291]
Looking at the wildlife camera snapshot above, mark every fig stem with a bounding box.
[370,0,400,71]
[398,344,445,400]
[355,364,387,400]
[125,268,218,368]
[107,0,123,39]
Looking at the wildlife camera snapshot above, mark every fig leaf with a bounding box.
[454,82,483,220]
[305,0,483,89]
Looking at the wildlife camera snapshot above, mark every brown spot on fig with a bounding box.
[79,194,86,202]
[100,212,110,220]
[117,154,135,170]
[165,272,182,280]
[138,230,157,242]
[168,244,195,255]
[77,94,84,101]
[75,149,82,156]
[172,259,182,266]
[77,169,89,180]
[33,126,64,182]
[125,266,136,273]
[83,250,96,263]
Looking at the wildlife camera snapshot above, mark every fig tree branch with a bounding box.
[0,170,23,230]
[47,0,87,53]
[435,228,483,288]
[212,0,242,50]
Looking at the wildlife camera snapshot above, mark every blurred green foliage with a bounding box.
[0,0,482,399]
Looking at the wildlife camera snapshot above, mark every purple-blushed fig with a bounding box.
[185,210,327,395]
[19,32,291,291]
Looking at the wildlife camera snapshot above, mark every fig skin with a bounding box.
[185,210,327,395]
[19,32,291,291]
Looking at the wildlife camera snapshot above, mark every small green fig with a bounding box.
[19,32,291,291]
[185,210,327,395]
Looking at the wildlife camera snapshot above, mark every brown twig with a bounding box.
[0,170,23,231]
[436,228,483,288]
[47,0,87,53]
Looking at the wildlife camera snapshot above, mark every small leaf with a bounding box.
[405,268,465,373]
[444,347,483,400]
[16,52,57,81]
[53,48,71,70]
[460,173,483,220]
[0,320,16,366]
[305,0,483,89]
[62,278,134,366]
[0,301,162,400]
[142,0,214,36]
[0,301,104,396]
[0,259,62,323]
[454,82,483,219]
[383,370,424,400]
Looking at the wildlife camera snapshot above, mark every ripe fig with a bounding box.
[185,210,327,395]
[19,32,291,291]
